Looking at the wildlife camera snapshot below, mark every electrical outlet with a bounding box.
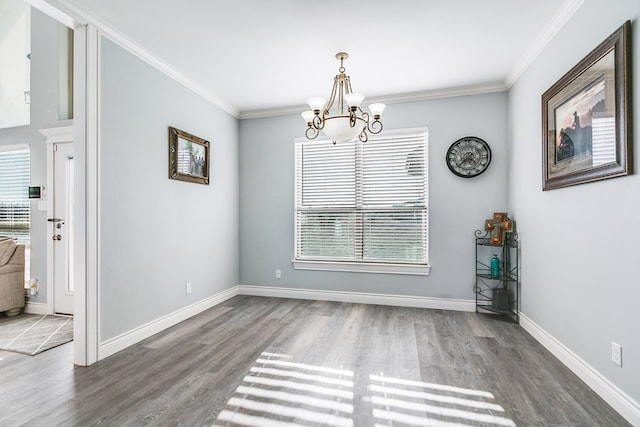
[186,282,192,295]
[611,342,622,367]
[275,269,282,279]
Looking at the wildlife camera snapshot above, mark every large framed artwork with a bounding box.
[168,126,210,185]
[542,21,631,191]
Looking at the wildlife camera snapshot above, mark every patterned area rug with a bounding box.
[0,314,73,355]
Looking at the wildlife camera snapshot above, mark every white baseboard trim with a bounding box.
[88,285,638,424]
[520,314,640,426]
[239,285,475,312]
[24,301,51,315]
[98,286,240,360]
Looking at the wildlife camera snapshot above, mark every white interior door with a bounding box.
[53,142,74,315]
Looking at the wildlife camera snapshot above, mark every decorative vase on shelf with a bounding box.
[490,254,500,278]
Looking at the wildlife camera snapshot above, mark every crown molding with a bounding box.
[239,81,508,120]
[99,29,239,118]
[506,0,585,88]
[46,0,239,119]
[41,0,583,122]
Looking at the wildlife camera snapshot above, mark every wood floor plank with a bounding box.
[0,297,631,426]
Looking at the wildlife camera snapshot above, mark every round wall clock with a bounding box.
[446,136,492,178]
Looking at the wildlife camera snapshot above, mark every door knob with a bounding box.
[52,234,62,241]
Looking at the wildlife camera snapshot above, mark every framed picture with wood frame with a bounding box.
[542,21,631,191]
[168,126,210,185]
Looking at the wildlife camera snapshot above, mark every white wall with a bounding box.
[508,0,639,410]
[0,8,71,305]
[98,37,239,341]
[240,92,508,300]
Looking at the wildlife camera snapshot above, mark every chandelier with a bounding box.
[301,52,385,143]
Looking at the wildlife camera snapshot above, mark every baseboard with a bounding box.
[98,286,240,360]
[24,301,51,315]
[238,285,476,312]
[90,285,637,424]
[520,314,640,426]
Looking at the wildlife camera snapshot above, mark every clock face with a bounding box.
[446,136,492,178]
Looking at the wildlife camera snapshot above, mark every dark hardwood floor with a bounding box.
[0,296,630,426]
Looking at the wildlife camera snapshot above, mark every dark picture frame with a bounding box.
[542,21,631,191]
[168,126,210,185]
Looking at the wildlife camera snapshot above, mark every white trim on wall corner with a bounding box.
[98,286,240,360]
[520,314,640,426]
[239,285,475,312]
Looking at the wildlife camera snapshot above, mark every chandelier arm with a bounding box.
[305,126,320,140]
[358,129,368,143]
[312,114,324,130]
[345,76,353,95]
[325,75,340,114]
[338,79,345,115]
[368,118,384,134]
[349,110,357,128]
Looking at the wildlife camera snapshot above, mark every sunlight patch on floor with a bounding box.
[369,373,515,427]
[213,352,516,427]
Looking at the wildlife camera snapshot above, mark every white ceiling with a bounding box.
[52,0,582,118]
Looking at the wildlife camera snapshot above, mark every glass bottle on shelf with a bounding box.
[490,254,500,278]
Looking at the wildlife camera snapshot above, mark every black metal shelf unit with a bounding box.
[474,229,519,323]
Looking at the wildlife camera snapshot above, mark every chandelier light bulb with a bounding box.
[301,110,315,125]
[369,103,386,119]
[307,97,327,113]
[344,93,365,109]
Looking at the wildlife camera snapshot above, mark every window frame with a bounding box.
[0,144,31,245]
[292,127,430,276]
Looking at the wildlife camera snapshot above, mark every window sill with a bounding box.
[292,259,430,275]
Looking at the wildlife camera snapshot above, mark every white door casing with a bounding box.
[34,3,99,366]
[52,142,74,314]
[40,126,73,316]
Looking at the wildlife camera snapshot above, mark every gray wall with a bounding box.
[508,0,639,402]
[99,38,239,340]
[0,8,71,304]
[240,92,508,299]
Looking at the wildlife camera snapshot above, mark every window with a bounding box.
[58,24,74,120]
[0,145,30,244]
[0,0,31,129]
[294,128,429,275]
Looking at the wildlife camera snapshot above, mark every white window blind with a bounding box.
[295,129,428,267]
[0,146,30,244]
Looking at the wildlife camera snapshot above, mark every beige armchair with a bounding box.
[0,237,26,317]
